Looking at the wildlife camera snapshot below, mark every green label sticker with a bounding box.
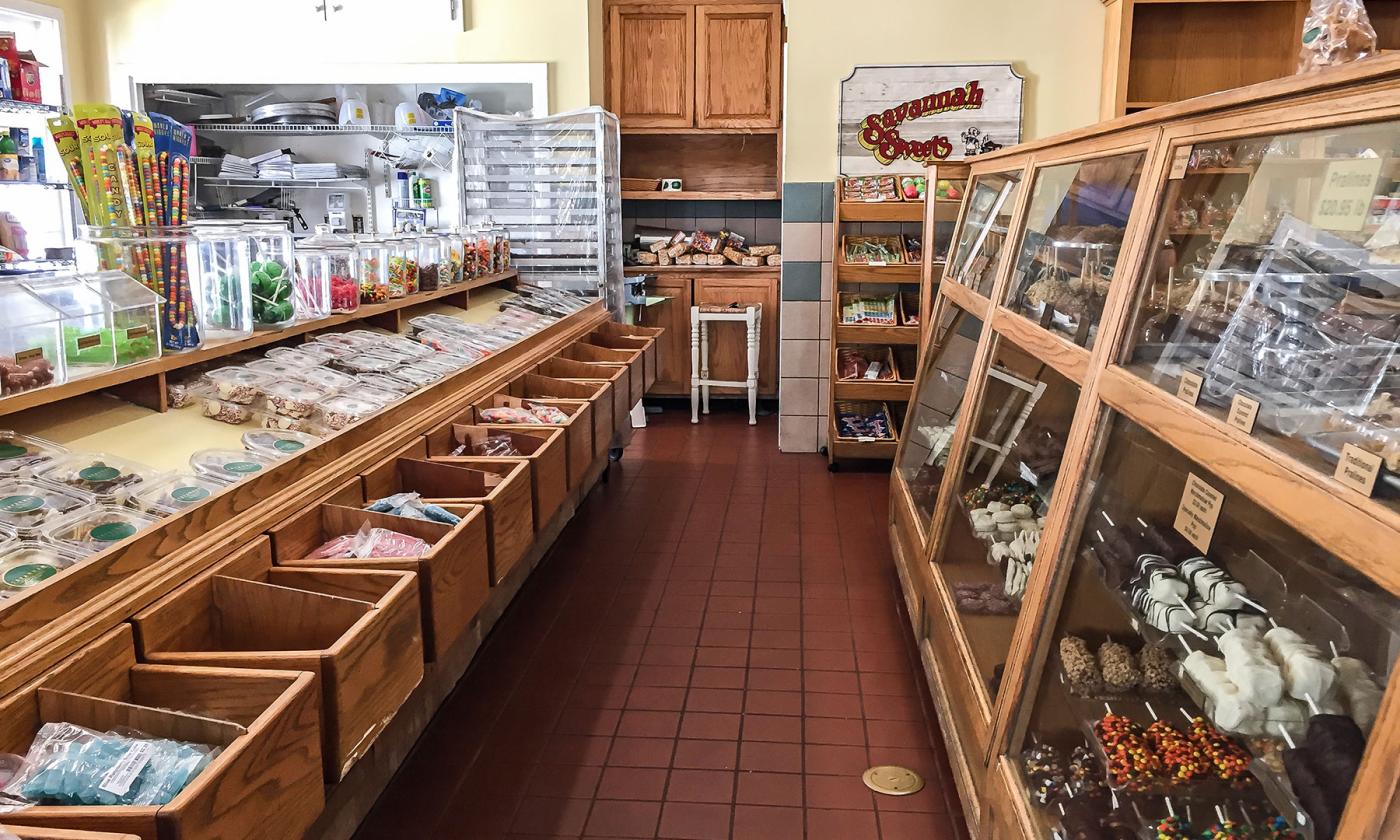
[78,465,120,483]
[1303,25,1324,44]
[171,486,211,504]
[0,443,28,460]
[273,439,305,453]
[0,495,44,514]
[222,461,263,475]
[89,522,137,542]
[3,563,57,588]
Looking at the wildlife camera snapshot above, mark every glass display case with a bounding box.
[950,169,1024,298]
[1123,120,1400,513]
[1005,152,1148,349]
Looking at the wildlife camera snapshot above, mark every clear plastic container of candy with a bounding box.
[355,236,391,303]
[375,334,436,360]
[0,432,67,478]
[491,223,511,272]
[295,224,358,316]
[461,228,480,280]
[193,384,254,426]
[444,231,464,285]
[239,222,296,330]
[316,394,385,431]
[293,365,358,393]
[388,363,442,390]
[75,225,202,351]
[189,448,276,483]
[262,380,331,419]
[80,270,164,367]
[474,226,495,276]
[34,453,159,506]
[0,541,82,597]
[40,505,159,556]
[354,373,414,396]
[0,282,66,397]
[412,356,461,377]
[264,346,330,368]
[244,358,304,382]
[130,473,225,516]
[388,236,419,297]
[356,344,415,365]
[434,351,483,369]
[251,408,324,434]
[329,352,400,376]
[203,366,269,404]
[242,428,320,459]
[0,477,94,536]
[21,271,120,377]
[190,222,254,341]
[302,338,357,359]
[417,235,442,292]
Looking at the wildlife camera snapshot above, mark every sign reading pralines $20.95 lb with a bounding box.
[839,63,1025,176]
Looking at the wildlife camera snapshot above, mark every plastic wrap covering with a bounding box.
[454,107,623,316]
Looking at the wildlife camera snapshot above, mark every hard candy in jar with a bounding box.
[316,394,385,431]
[39,505,159,556]
[130,473,226,515]
[0,541,82,597]
[0,478,94,535]
[0,432,68,478]
[242,428,320,459]
[34,453,157,505]
[189,448,276,483]
[203,366,269,404]
[250,260,295,327]
[330,275,359,312]
[262,381,332,419]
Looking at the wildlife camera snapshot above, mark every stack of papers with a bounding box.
[213,147,368,182]
[217,154,256,178]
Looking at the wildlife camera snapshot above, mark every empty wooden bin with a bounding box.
[536,357,630,438]
[469,394,595,489]
[0,624,323,840]
[561,341,644,408]
[510,373,614,457]
[590,322,662,391]
[423,423,569,531]
[361,441,535,586]
[131,539,423,783]
[268,496,490,663]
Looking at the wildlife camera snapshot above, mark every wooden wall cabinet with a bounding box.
[607,4,696,128]
[696,4,782,128]
[639,274,697,394]
[692,274,779,395]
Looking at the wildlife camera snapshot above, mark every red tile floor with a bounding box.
[354,408,969,840]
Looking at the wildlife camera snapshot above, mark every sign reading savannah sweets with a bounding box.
[839,64,1025,175]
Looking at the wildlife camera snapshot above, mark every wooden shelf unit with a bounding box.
[888,56,1400,838]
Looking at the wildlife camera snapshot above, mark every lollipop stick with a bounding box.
[1101,511,1116,528]
[1174,595,1197,617]
[1236,593,1267,612]
[1304,693,1320,716]
[1183,623,1210,641]
[1276,721,1295,749]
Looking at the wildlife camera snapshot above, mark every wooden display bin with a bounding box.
[463,395,595,490]
[360,441,535,586]
[560,342,643,408]
[0,624,323,840]
[536,357,629,437]
[509,373,616,455]
[267,497,490,664]
[131,539,423,783]
[423,423,569,531]
[589,322,662,391]
[4,829,143,839]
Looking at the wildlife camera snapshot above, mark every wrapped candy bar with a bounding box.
[309,522,431,559]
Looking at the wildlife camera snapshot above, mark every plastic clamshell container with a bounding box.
[316,394,384,431]
[20,270,121,377]
[432,351,480,369]
[389,364,442,389]
[204,366,270,404]
[354,373,413,395]
[40,505,159,556]
[80,269,164,367]
[0,477,95,536]
[317,331,371,349]
[131,472,226,516]
[265,346,332,368]
[242,428,320,459]
[189,448,277,483]
[251,408,325,434]
[34,453,159,506]
[294,365,358,393]
[0,282,66,397]
[302,339,357,359]
[196,384,256,426]
[263,380,332,419]
[0,431,68,477]
[329,353,400,376]
[411,356,460,376]
[191,223,254,341]
[0,540,82,597]
[359,345,415,364]
[246,358,306,381]
[376,335,436,359]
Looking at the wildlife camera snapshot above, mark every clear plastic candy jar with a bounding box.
[0,283,65,396]
[190,223,254,341]
[473,227,494,277]
[461,229,479,280]
[417,235,442,292]
[444,231,464,285]
[356,236,391,304]
[240,221,296,329]
[295,224,359,317]
[388,236,419,298]
[493,224,511,272]
[76,225,202,351]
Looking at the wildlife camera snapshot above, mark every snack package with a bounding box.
[527,401,569,424]
[365,492,462,525]
[1298,0,1377,73]
[453,428,522,457]
[479,406,543,425]
[309,521,431,559]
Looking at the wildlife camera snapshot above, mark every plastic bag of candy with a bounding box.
[309,522,432,559]
[1298,0,1376,73]
[365,492,461,525]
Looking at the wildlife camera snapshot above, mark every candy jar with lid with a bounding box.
[296,225,359,315]
[444,231,464,285]
[417,234,442,292]
[461,228,479,280]
[190,222,253,341]
[356,236,391,304]
[241,221,297,329]
[474,227,493,277]
[494,224,511,272]
[388,236,418,297]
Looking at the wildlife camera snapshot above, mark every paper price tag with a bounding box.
[1227,394,1260,434]
[1314,158,1384,232]
[1169,146,1193,180]
[863,362,883,380]
[1335,443,1382,496]
[869,260,888,267]
[1174,472,1224,554]
[1177,371,1203,405]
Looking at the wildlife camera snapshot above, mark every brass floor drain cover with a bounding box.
[862,765,924,796]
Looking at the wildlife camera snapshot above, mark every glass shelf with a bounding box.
[949,169,1022,299]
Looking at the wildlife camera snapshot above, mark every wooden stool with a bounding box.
[690,303,762,425]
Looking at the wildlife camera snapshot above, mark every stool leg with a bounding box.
[690,311,700,424]
[746,309,758,425]
[700,321,711,415]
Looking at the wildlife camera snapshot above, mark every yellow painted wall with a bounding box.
[782,0,1106,182]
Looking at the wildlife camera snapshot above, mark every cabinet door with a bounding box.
[692,276,778,395]
[639,275,694,395]
[607,5,696,128]
[695,4,782,128]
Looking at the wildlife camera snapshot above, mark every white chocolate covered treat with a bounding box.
[1180,557,1247,608]
[1264,626,1337,703]
[1333,656,1383,733]
[1183,650,1261,731]
[1219,627,1285,706]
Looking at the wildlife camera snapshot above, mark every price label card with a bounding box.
[1174,472,1224,554]
[1169,145,1193,179]
[1227,394,1260,434]
[1314,158,1384,232]
[1177,371,1203,405]
[869,260,887,267]
[1335,443,1382,496]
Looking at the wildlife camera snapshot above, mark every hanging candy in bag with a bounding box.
[1297,0,1377,73]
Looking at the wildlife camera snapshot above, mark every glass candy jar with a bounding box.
[444,231,464,285]
[241,221,296,329]
[417,234,442,292]
[388,236,418,298]
[296,225,359,315]
[190,222,254,341]
[356,236,391,304]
